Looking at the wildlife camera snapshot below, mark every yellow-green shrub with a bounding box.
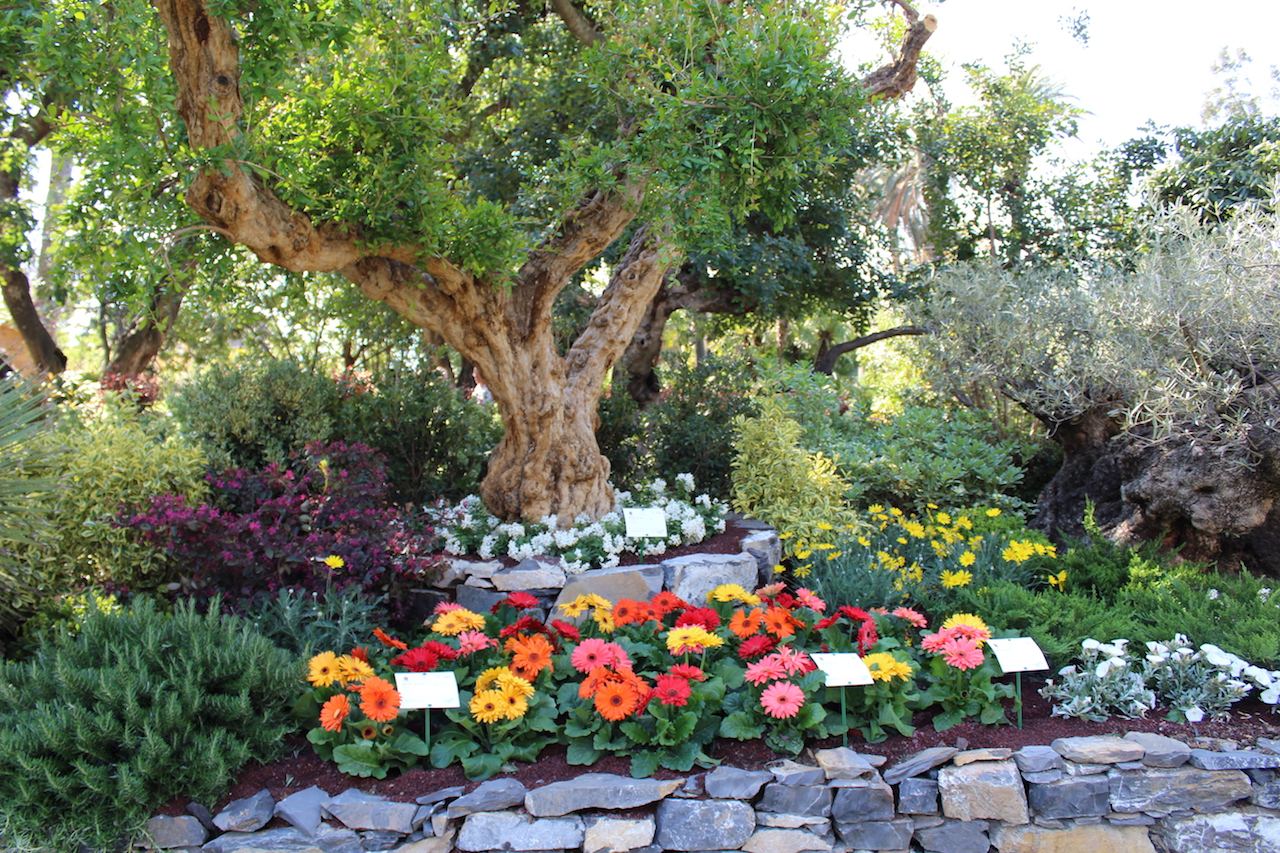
[730,396,862,559]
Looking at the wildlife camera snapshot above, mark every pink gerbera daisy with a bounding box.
[760,681,806,719]
[892,606,928,628]
[940,635,985,671]
[775,645,816,676]
[794,588,827,613]
[433,601,463,615]
[744,655,788,686]
[456,630,497,656]
[921,631,949,653]
[570,637,613,673]
[857,619,879,655]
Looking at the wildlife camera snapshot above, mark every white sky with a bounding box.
[877,0,1280,157]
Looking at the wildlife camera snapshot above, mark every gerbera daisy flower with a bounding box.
[456,630,498,656]
[738,635,777,660]
[940,636,984,671]
[863,652,914,682]
[650,591,689,618]
[348,646,370,663]
[422,641,461,662]
[755,582,786,599]
[666,625,722,655]
[729,608,764,639]
[760,681,806,719]
[744,655,788,686]
[508,633,555,680]
[307,651,341,687]
[891,607,928,628]
[839,606,871,623]
[921,631,949,653]
[813,615,840,631]
[433,601,463,615]
[612,598,651,627]
[391,646,440,673]
[857,619,879,656]
[774,646,816,676]
[501,614,550,639]
[571,638,612,673]
[550,619,581,642]
[592,608,616,634]
[497,591,540,611]
[558,596,592,618]
[668,663,706,682]
[335,654,374,685]
[594,681,640,721]
[360,723,379,739]
[475,667,510,692]
[470,689,507,724]
[653,674,692,707]
[944,622,991,647]
[941,612,989,636]
[500,689,530,720]
[579,665,612,699]
[319,694,350,732]
[373,627,408,650]
[496,671,535,698]
[794,588,827,613]
[675,607,721,631]
[359,676,401,723]
[433,608,486,636]
[762,607,800,639]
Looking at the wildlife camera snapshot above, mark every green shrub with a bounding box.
[0,597,296,849]
[171,359,343,470]
[249,585,386,657]
[340,366,501,503]
[22,404,209,595]
[731,396,860,556]
[595,388,645,490]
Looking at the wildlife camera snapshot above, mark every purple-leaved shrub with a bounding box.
[121,441,442,620]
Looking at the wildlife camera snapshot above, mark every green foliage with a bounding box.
[730,396,860,556]
[170,359,343,471]
[1150,115,1280,220]
[595,389,646,489]
[249,585,386,658]
[0,597,296,849]
[340,366,501,503]
[13,400,208,608]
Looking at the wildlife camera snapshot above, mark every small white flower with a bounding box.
[1208,589,1221,600]
[1260,687,1279,705]
[1081,639,1102,652]
[1184,706,1205,723]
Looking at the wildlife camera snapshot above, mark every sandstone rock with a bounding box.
[953,748,1012,766]
[741,827,832,853]
[939,759,1029,825]
[655,798,756,851]
[990,822,1155,853]
[554,565,665,616]
[883,747,958,785]
[524,773,682,817]
[755,814,830,830]
[1123,732,1191,768]
[1052,736,1146,765]
[213,789,276,833]
[813,748,878,781]
[456,812,584,852]
[390,825,456,853]
[583,815,656,853]
[1108,766,1252,815]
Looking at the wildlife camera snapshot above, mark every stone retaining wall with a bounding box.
[146,734,1280,853]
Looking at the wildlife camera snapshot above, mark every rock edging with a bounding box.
[144,734,1280,853]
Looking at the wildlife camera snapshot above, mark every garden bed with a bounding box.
[177,675,1280,818]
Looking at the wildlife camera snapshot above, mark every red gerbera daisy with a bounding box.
[668,663,706,682]
[650,591,689,618]
[550,619,580,642]
[738,635,777,660]
[675,607,721,631]
[392,646,440,672]
[653,674,692,707]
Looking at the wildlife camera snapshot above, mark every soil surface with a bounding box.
[159,519,1280,816]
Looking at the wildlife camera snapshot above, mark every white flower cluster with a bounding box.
[1045,635,1280,724]
[432,475,728,574]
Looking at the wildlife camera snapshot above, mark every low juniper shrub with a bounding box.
[121,441,442,623]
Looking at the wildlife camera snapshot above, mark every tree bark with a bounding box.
[106,273,191,377]
[1031,406,1126,542]
[813,325,927,375]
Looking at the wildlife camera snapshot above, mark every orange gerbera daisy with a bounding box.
[372,627,408,650]
[319,694,350,732]
[729,608,764,639]
[594,680,641,721]
[762,606,801,639]
[359,676,401,723]
[508,633,554,680]
[579,665,612,699]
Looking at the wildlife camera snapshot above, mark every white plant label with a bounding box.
[987,637,1049,674]
[623,507,668,538]
[394,672,461,709]
[811,652,875,687]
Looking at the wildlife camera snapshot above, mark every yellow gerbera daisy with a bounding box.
[432,608,486,635]
[470,689,507,724]
[497,671,535,698]
[474,667,509,693]
[941,612,990,640]
[307,651,341,687]
[335,654,374,685]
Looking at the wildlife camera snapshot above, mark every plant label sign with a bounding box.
[395,672,461,709]
[811,653,875,687]
[987,637,1049,674]
[623,507,668,538]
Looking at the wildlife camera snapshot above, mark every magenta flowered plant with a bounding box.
[120,441,442,618]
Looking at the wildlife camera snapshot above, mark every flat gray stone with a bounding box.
[655,799,756,851]
[1123,732,1191,768]
[326,801,418,834]
[447,779,529,818]
[1028,775,1111,820]
[1063,760,1109,776]
[830,778,894,823]
[1251,773,1280,809]
[705,767,774,800]
[1014,745,1063,774]
[524,773,682,817]
[883,747,958,785]
[834,817,913,850]
[1188,748,1280,771]
[202,826,363,853]
[813,748,877,781]
[275,786,332,836]
[1052,736,1145,765]
[492,557,566,591]
[754,814,830,830]
[896,778,938,815]
[914,819,989,853]
[360,830,406,850]
[1108,767,1252,816]
[1023,770,1064,784]
[144,815,208,849]
[456,811,584,852]
[769,760,826,787]
[1258,737,1280,755]
[758,783,832,817]
[661,552,758,605]
[213,789,276,833]
[414,787,465,806]
[453,585,506,614]
[1155,808,1280,853]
